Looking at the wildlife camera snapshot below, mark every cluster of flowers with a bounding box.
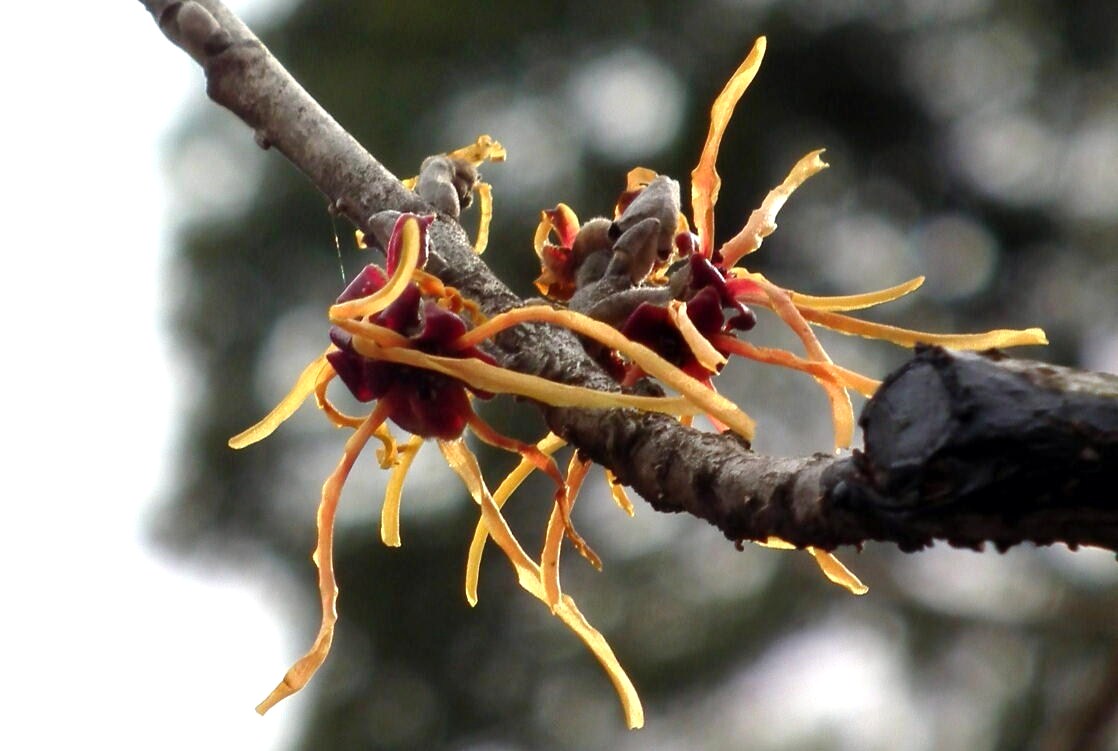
[232,38,1046,729]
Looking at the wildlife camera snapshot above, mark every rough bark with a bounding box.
[140,0,1118,554]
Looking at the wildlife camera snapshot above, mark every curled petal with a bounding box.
[316,394,366,429]
[372,423,399,468]
[256,403,389,714]
[690,37,767,259]
[718,149,829,268]
[381,435,424,547]
[409,269,486,323]
[533,203,582,298]
[445,134,507,167]
[229,352,331,449]
[314,364,367,429]
[329,215,425,321]
[439,439,644,729]
[534,203,581,255]
[384,215,433,280]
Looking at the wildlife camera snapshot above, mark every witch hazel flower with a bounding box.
[229,39,1049,731]
[230,206,705,728]
[686,37,1046,448]
[327,269,496,439]
[619,255,756,383]
[529,37,1046,597]
[540,36,1045,450]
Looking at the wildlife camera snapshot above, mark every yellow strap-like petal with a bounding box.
[468,414,600,570]
[313,365,367,429]
[372,423,399,468]
[541,502,566,610]
[327,318,414,349]
[712,334,880,398]
[328,216,422,320]
[445,134,507,166]
[256,404,388,714]
[733,271,1046,349]
[690,37,767,258]
[789,276,925,312]
[668,301,728,373]
[381,435,424,547]
[798,307,1049,349]
[759,539,869,595]
[541,455,592,610]
[454,305,755,441]
[473,182,493,254]
[808,548,868,595]
[439,439,644,729]
[465,433,566,606]
[625,166,659,191]
[748,277,854,450]
[229,352,331,449]
[757,536,797,550]
[340,329,704,420]
[718,149,829,267]
[604,470,635,517]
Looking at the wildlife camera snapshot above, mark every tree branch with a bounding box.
[140,0,1118,554]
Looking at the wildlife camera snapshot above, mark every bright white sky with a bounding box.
[0,2,298,749]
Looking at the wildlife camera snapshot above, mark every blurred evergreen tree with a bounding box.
[157,1,1118,749]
